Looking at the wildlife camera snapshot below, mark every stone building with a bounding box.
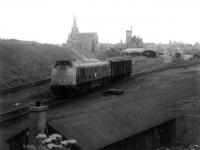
[66,16,99,53]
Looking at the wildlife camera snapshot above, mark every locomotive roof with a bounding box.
[55,59,109,67]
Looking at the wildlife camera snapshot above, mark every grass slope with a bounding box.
[0,39,83,89]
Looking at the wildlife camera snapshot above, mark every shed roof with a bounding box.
[49,95,172,150]
[143,49,157,52]
[122,48,144,53]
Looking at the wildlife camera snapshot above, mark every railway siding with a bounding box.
[0,79,50,95]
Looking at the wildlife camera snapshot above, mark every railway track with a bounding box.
[0,96,60,122]
[0,79,50,95]
[0,61,199,122]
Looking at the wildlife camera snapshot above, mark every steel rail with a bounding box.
[0,79,50,95]
[0,96,59,122]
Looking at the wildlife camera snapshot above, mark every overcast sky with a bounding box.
[0,0,200,44]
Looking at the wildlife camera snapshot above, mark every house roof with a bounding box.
[49,95,173,150]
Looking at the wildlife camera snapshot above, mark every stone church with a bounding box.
[65,16,99,53]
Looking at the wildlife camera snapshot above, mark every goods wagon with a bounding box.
[108,57,132,81]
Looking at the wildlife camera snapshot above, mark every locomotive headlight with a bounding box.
[67,68,73,74]
[51,68,58,75]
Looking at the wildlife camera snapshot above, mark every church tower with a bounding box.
[126,27,132,48]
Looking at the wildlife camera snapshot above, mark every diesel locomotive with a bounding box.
[50,57,132,95]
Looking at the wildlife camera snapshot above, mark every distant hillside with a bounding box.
[0,39,83,89]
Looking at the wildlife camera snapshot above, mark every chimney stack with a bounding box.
[28,101,48,145]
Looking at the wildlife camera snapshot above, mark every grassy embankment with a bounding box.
[0,39,82,89]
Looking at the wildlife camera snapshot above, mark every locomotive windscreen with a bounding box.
[55,60,72,66]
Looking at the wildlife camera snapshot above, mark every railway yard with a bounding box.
[0,57,163,114]
[1,56,200,149]
[2,2,200,149]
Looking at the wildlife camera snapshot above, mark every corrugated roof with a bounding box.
[49,95,173,150]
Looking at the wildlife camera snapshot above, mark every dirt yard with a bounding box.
[48,65,200,146]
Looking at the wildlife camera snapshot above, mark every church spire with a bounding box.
[73,15,77,27]
[72,15,79,33]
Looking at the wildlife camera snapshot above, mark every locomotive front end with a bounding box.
[50,60,77,94]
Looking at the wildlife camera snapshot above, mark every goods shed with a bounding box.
[49,96,175,150]
[142,50,157,58]
[172,50,183,58]
[122,48,144,56]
